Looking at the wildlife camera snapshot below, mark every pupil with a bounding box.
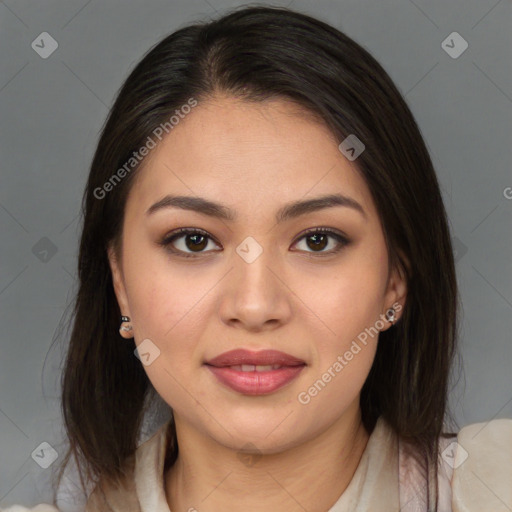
[307,234,327,251]
[186,234,207,251]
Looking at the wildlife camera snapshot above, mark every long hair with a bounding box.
[55,5,460,508]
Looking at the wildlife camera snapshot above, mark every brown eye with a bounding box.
[293,228,350,255]
[185,233,208,251]
[159,227,350,259]
[159,228,220,258]
[305,233,328,251]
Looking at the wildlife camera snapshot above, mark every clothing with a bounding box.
[83,416,512,512]
[0,507,59,512]
[5,417,511,511]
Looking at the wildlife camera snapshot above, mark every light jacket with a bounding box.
[4,416,512,511]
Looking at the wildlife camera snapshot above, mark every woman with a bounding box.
[5,5,510,512]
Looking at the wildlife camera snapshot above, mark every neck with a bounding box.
[164,404,370,512]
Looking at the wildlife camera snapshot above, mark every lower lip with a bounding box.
[205,365,305,395]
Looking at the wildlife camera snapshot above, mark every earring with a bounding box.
[119,315,133,338]
[384,307,396,325]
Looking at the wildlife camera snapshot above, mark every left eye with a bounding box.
[159,227,349,258]
[293,228,349,254]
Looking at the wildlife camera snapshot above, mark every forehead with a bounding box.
[127,96,376,221]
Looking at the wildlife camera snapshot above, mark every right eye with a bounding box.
[158,228,221,258]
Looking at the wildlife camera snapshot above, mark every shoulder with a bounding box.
[84,461,140,512]
[85,421,171,512]
[449,418,512,511]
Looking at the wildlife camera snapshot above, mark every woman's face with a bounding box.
[109,95,407,452]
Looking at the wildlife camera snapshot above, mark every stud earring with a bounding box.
[119,315,133,338]
[384,307,397,325]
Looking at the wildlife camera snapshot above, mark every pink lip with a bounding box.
[205,349,305,367]
[204,349,306,395]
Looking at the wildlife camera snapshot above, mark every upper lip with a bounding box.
[205,349,306,367]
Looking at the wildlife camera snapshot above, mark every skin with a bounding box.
[108,95,407,512]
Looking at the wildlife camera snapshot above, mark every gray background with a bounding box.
[1,0,511,508]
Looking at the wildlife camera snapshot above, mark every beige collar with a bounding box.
[133,416,399,512]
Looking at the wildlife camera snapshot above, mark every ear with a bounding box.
[107,243,131,318]
[381,251,409,330]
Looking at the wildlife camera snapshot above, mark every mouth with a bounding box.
[205,348,306,367]
[204,349,306,395]
[225,364,290,371]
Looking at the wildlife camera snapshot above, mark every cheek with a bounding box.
[315,252,388,348]
[121,249,226,396]
[121,234,206,339]
[128,279,211,372]
[122,256,210,408]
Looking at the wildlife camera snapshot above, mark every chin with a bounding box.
[206,410,305,452]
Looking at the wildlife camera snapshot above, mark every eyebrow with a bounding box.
[146,193,367,222]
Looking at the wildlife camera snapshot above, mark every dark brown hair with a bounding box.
[54,5,460,508]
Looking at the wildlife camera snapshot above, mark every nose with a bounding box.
[217,244,293,332]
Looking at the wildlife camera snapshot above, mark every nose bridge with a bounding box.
[234,235,278,301]
[218,235,291,329]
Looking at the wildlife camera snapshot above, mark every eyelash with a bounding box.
[158,227,351,259]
